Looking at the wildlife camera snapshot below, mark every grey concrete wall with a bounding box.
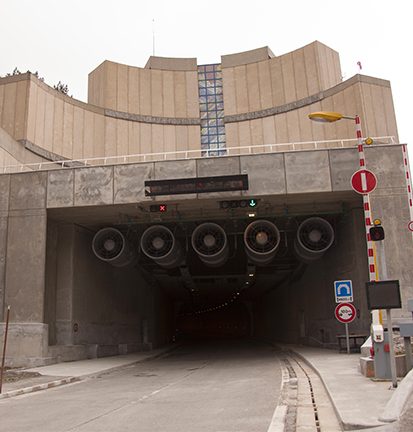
[254,207,369,345]
[45,147,364,208]
[366,145,413,318]
[44,223,173,349]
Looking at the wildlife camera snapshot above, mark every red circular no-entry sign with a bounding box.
[335,303,356,324]
[351,169,377,194]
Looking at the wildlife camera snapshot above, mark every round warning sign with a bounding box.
[335,303,356,324]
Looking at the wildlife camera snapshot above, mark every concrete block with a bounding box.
[154,159,197,200]
[196,156,242,198]
[47,169,74,208]
[0,175,10,211]
[285,150,332,194]
[329,148,359,191]
[9,172,47,210]
[360,356,375,378]
[48,345,88,362]
[365,145,405,190]
[240,153,286,196]
[114,163,154,204]
[74,166,113,206]
[0,323,48,366]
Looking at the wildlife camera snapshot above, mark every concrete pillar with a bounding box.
[55,225,75,345]
[3,172,49,364]
[0,175,10,322]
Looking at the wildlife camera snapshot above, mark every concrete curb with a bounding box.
[283,347,385,431]
[0,344,180,401]
[379,367,413,423]
[0,377,79,400]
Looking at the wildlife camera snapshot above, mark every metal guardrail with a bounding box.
[0,136,397,174]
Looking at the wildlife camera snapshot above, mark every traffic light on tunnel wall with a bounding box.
[369,225,385,241]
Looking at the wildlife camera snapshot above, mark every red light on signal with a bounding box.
[149,204,167,213]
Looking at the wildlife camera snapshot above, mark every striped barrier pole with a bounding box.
[402,144,413,240]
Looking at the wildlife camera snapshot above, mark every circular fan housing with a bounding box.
[294,217,334,262]
[141,225,183,268]
[244,220,280,265]
[92,228,136,267]
[191,223,228,267]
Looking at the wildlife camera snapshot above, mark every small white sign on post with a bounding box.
[334,280,353,303]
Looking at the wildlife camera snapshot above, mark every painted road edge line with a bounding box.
[0,377,79,400]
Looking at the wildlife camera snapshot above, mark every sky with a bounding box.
[0,0,411,145]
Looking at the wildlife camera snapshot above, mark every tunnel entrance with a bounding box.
[44,191,370,359]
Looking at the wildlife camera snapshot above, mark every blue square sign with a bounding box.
[334,280,353,303]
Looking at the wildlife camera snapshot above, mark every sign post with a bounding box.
[335,303,356,354]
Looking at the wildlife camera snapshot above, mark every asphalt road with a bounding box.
[0,340,283,432]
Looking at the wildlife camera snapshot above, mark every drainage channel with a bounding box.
[280,351,342,432]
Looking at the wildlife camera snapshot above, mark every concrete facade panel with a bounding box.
[329,148,359,191]
[173,71,187,118]
[117,119,129,157]
[139,69,152,116]
[222,68,236,116]
[2,83,17,137]
[292,48,308,100]
[246,63,261,112]
[174,125,188,153]
[114,163,154,204]
[0,323,48,365]
[163,71,175,117]
[234,66,248,114]
[281,53,296,104]
[128,66,140,114]
[74,166,114,206]
[62,102,74,158]
[14,80,28,140]
[0,174,10,211]
[196,156,241,198]
[240,153,286,196]
[187,125,200,152]
[93,112,105,157]
[104,61,117,110]
[153,159,197,199]
[258,60,273,110]
[34,83,46,148]
[303,43,320,95]
[47,170,74,208]
[117,63,128,113]
[9,172,47,210]
[185,71,199,118]
[72,106,84,159]
[5,210,47,322]
[43,92,54,153]
[83,109,95,159]
[365,145,405,190]
[104,116,117,156]
[53,96,64,157]
[151,69,163,117]
[285,150,332,193]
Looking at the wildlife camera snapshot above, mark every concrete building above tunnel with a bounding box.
[0,42,411,367]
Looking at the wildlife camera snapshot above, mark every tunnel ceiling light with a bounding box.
[248,212,256,218]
